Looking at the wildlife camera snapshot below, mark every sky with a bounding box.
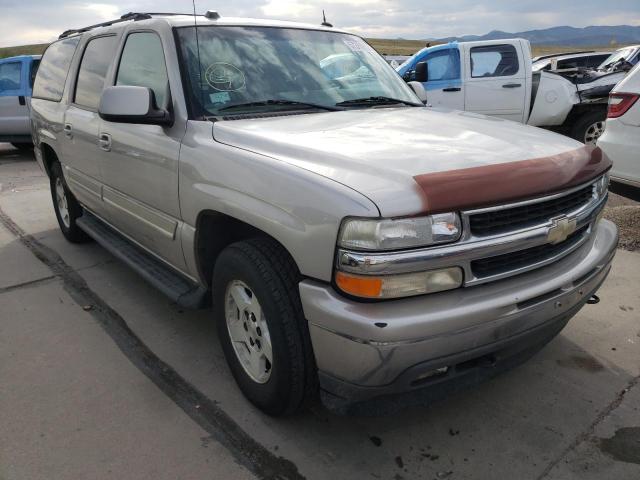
[0,0,639,47]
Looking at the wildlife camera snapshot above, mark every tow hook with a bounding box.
[587,294,600,305]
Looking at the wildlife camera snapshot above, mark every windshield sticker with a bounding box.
[343,39,364,52]
[204,63,246,91]
[209,91,231,104]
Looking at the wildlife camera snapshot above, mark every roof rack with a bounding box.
[58,12,196,39]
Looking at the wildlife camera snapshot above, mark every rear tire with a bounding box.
[571,110,606,145]
[50,162,91,243]
[212,237,317,416]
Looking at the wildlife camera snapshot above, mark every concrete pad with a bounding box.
[0,279,253,480]
[0,223,52,290]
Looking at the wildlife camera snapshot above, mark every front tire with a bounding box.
[50,162,91,243]
[212,238,316,416]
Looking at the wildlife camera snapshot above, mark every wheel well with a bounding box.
[194,211,299,287]
[565,103,607,127]
[41,143,59,177]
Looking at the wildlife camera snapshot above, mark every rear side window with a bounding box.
[33,37,80,101]
[470,44,519,78]
[116,32,169,108]
[0,62,22,91]
[74,36,117,110]
[30,59,41,87]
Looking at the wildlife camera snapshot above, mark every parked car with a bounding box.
[597,45,640,73]
[532,51,611,72]
[597,63,640,190]
[31,12,617,416]
[0,55,41,148]
[397,40,626,144]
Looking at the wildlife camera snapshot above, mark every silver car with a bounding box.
[31,12,617,415]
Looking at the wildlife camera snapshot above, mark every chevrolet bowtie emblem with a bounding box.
[547,215,577,244]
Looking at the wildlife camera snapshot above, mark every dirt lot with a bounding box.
[605,189,640,252]
[1,144,639,480]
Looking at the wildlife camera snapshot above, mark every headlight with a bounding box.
[335,267,464,299]
[338,213,461,251]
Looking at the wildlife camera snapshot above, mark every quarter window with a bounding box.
[33,37,80,101]
[116,32,169,108]
[75,36,117,109]
[470,44,519,78]
[0,62,22,91]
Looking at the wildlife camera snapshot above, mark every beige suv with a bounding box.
[31,12,617,415]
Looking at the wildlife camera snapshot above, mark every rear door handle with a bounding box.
[502,83,522,88]
[443,87,461,92]
[63,123,73,138]
[99,133,112,152]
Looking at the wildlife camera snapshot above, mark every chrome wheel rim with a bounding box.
[584,121,605,145]
[224,280,273,383]
[55,177,70,228]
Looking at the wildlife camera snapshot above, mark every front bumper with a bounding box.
[299,220,618,413]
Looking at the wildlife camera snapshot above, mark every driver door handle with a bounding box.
[63,123,73,138]
[99,133,112,152]
[502,83,522,88]
[443,87,461,92]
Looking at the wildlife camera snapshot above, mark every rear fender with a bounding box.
[527,71,578,127]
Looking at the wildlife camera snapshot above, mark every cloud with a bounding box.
[0,0,638,47]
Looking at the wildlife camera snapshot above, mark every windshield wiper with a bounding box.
[335,96,422,108]
[217,99,341,113]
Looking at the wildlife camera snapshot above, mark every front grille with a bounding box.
[471,226,587,278]
[469,184,594,236]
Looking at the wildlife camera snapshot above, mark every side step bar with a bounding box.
[77,211,208,309]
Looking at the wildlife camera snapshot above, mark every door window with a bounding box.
[0,62,22,91]
[116,32,170,108]
[470,44,519,78]
[74,36,117,109]
[424,49,460,81]
[33,37,79,101]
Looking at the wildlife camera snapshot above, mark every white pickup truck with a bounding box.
[397,39,626,144]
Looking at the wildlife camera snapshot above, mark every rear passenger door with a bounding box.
[99,31,186,270]
[0,60,29,139]
[63,35,117,215]
[463,43,526,122]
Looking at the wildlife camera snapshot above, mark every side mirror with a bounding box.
[407,81,428,104]
[98,86,173,126]
[414,62,429,83]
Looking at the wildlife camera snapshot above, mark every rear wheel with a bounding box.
[50,162,91,243]
[571,111,606,145]
[212,238,316,416]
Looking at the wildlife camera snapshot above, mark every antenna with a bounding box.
[321,10,333,28]
[192,0,206,118]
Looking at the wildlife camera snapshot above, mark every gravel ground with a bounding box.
[604,192,640,252]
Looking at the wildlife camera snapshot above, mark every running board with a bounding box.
[77,212,208,309]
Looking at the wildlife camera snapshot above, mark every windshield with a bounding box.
[598,47,635,69]
[175,26,419,118]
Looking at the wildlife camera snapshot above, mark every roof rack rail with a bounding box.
[58,12,195,39]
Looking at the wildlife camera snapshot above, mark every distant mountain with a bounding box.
[436,25,640,46]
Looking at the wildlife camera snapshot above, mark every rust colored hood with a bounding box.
[413,145,611,214]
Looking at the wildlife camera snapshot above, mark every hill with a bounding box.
[437,25,640,46]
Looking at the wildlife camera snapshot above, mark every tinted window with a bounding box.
[470,44,519,78]
[0,62,22,91]
[30,59,41,87]
[116,33,169,108]
[75,36,117,109]
[33,37,79,101]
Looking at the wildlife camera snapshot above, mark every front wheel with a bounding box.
[50,162,91,243]
[571,111,606,145]
[212,238,316,416]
